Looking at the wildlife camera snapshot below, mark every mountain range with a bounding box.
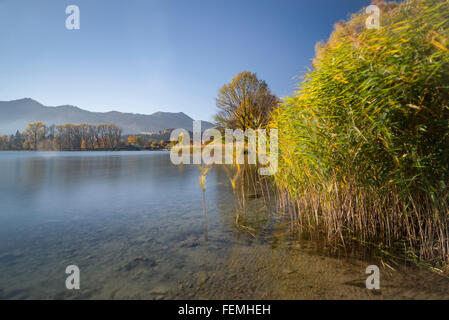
[0,98,214,134]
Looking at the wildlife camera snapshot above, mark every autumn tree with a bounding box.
[0,135,9,150]
[127,135,137,145]
[55,123,121,150]
[214,71,279,130]
[23,122,46,151]
[4,122,122,151]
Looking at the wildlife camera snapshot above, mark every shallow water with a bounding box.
[0,151,449,300]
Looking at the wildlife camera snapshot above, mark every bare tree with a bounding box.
[214,71,279,130]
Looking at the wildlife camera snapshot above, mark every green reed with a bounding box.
[270,0,449,269]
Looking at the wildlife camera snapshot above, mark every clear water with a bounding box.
[1,151,449,300]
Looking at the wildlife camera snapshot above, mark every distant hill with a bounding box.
[0,98,214,134]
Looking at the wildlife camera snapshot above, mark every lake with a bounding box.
[0,151,449,299]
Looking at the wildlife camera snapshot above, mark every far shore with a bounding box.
[0,148,171,152]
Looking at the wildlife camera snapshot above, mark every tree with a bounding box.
[127,135,137,145]
[135,136,145,147]
[0,135,8,150]
[3,130,24,150]
[214,71,279,130]
[81,139,87,150]
[11,130,24,150]
[1,122,123,151]
[23,122,46,151]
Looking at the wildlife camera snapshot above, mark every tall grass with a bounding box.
[198,165,211,241]
[222,162,276,238]
[270,0,449,267]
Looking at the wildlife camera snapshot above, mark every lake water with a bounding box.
[1,151,449,299]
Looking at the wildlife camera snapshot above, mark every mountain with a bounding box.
[0,98,214,134]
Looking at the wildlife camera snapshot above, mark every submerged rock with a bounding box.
[179,236,200,248]
[282,268,296,275]
[148,285,169,295]
[122,256,156,271]
[197,271,209,286]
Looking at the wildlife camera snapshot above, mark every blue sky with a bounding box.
[0,0,373,121]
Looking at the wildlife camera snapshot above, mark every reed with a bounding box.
[198,165,211,241]
[270,0,449,268]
